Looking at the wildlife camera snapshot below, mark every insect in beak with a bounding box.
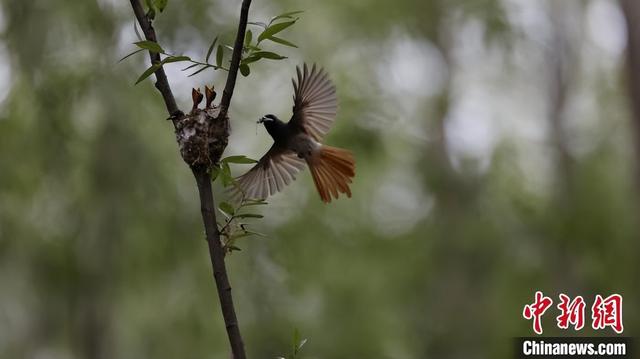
[257,117,265,124]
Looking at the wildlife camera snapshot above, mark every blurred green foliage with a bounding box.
[0,0,638,358]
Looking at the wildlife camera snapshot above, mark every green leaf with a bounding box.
[118,48,145,63]
[181,63,200,71]
[187,64,212,77]
[135,62,160,84]
[144,0,157,20]
[241,51,286,66]
[228,230,265,240]
[245,44,262,52]
[296,338,308,353]
[161,55,190,64]
[219,202,235,216]
[218,209,231,220]
[222,155,258,164]
[235,213,263,219]
[153,0,168,12]
[229,232,253,240]
[257,20,296,43]
[248,21,268,28]
[205,36,218,63]
[210,166,220,181]
[270,10,303,24]
[292,329,300,357]
[266,36,298,48]
[289,328,307,358]
[216,44,224,68]
[244,30,252,46]
[220,161,233,187]
[239,64,250,77]
[241,55,259,65]
[134,40,164,53]
[252,51,287,60]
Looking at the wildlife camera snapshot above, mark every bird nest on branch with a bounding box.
[175,86,229,168]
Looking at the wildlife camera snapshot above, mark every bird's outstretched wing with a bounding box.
[233,145,307,200]
[290,63,338,142]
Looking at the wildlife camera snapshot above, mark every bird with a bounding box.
[233,63,355,203]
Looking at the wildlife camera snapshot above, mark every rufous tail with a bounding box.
[308,145,355,203]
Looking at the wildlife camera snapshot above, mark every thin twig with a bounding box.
[129,0,181,120]
[218,0,253,121]
[129,1,250,358]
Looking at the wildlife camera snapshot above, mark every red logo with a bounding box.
[556,294,585,331]
[523,291,554,335]
[592,294,623,334]
[523,292,623,335]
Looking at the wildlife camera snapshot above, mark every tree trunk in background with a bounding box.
[547,1,574,196]
[621,4,640,324]
[621,0,640,194]
[546,1,579,293]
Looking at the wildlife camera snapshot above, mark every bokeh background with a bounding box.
[1,0,639,358]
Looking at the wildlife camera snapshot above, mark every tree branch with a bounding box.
[193,166,246,359]
[129,0,180,119]
[129,1,249,358]
[218,0,252,121]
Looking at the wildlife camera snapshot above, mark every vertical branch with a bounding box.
[218,0,253,121]
[198,2,253,355]
[193,166,246,359]
[129,0,251,358]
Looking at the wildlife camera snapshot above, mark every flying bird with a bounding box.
[234,63,355,203]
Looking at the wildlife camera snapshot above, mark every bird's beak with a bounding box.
[257,117,265,124]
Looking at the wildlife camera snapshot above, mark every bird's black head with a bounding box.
[257,114,280,124]
[257,114,284,131]
[257,114,286,140]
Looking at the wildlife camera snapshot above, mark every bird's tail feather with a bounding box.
[308,145,355,203]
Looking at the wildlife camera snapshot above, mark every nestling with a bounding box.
[234,63,355,203]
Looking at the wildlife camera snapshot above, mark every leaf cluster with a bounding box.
[212,155,265,254]
[144,0,168,20]
[121,10,303,83]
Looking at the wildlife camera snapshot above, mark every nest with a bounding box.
[175,87,229,168]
